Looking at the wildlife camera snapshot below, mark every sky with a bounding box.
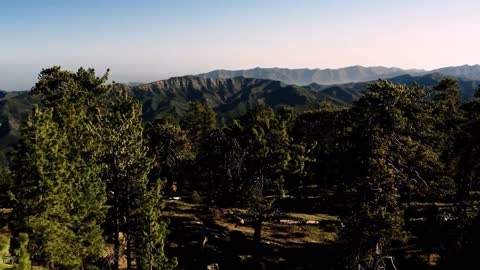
[1,0,480,90]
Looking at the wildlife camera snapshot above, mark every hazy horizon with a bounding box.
[2,0,480,90]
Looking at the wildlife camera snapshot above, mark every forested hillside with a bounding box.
[310,73,480,101]
[0,73,479,164]
[126,76,331,122]
[0,76,331,161]
[1,67,480,270]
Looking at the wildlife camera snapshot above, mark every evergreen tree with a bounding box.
[340,80,442,270]
[431,78,464,184]
[181,102,219,202]
[133,181,177,270]
[100,90,176,270]
[10,67,175,269]
[440,83,480,268]
[290,103,350,195]
[232,105,290,243]
[145,117,193,184]
[0,165,12,207]
[12,104,106,268]
[196,127,245,205]
[10,67,112,269]
[181,101,217,154]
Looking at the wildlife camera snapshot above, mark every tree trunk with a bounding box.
[126,235,132,270]
[114,197,120,270]
[254,218,263,244]
[126,176,132,270]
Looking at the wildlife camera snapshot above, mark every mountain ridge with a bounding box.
[196,65,480,86]
[0,73,479,163]
[197,66,422,86]
[127,76,330,122]
[308,72,480,102]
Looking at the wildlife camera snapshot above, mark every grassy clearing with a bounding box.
[163,200,203,222]
[163,200,339,246]
[287,212,339,222]
[163,200,341,269]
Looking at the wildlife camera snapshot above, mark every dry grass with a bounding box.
[287,212,339,222]
[0,209,12,215]
[164,200,339,247]
[163,200,202,221]
[215,217,337,246]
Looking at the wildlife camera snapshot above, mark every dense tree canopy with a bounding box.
[3,67,480,270]
[8,67,175,270]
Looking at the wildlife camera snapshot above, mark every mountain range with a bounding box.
[126,76,337,122]
[310,73,480,102]
[1,65,480,163]
[197,65,480,86]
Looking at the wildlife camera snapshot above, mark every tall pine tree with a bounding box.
[100,90,176,270]
[11,67,108,269]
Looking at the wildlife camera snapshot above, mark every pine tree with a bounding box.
[439,83,480,268]
[10,67,113,269]
[11,67,175,270]
[181,101,216,154]
[12,103,106,269]
[196,127,245,205]
[180,102,218,202]
[145,117,193,184]
[290,103,349,197]
[232,105,290,243]
[431,78,464,184]
[340,80,442,270]
[100,90,176,270]
[133,181,177,270]
[0,165,12,207]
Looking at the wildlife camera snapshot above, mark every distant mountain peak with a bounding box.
[196,66,424,86]
[196,65,480,86]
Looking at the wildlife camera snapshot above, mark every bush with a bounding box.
[192,191,203,204]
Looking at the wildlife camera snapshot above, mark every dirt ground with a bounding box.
[163,200,342,270]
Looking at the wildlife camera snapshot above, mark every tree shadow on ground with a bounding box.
[164,202,341,270]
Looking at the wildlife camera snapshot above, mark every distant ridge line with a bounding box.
[196,65,480,86]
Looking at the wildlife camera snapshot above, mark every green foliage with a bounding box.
[439,82,480,268]
[340,80,444,269]
[10,67,110,269]
[12,107,106,268]
[0,165,12,207]
[191,191,203,205]
[232,105,291,242]
[1,74,479,165]
[0,91,41,164]
[132,76,328,124]
[4,66,480,269]
[289,102,349,195]
[100,89,176,269]
[0,234,11,270]
[181,101,217,151]
[145,117,193,181]
[133,181,177,270]
[14,233,30,270]
[195,127,244,204]
[10,67,174,269]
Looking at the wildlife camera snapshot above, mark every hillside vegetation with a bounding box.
[2,67,480,270]
[0,73,479,163]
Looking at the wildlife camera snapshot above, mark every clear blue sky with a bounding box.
[1,0,479,90]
